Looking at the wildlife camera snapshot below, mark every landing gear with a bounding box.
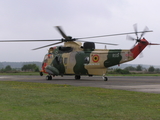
[46,75,52,80]
[103,76,108,81]
[102,74,108,81]
[40,72,43,76]
[75,75,81,80]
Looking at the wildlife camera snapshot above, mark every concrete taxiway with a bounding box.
[0,75,160,93]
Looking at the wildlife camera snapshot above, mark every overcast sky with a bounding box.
[0,0,160,66]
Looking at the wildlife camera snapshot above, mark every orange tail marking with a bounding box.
[130,38,149,58]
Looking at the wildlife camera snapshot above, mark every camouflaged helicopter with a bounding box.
[0,25,159,81]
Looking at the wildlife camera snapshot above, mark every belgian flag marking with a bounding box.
[92,55,99,62]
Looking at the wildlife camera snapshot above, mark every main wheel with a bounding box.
[104,77,108,81]
[75,75,81,80]
[46,75,52,80]
[49,76,52,80]
[40,72,43,76]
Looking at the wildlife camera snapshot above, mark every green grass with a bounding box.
[0,72,39,76]
[0,81,160,120]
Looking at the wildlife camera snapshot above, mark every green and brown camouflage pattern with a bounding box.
[41,39,149,76]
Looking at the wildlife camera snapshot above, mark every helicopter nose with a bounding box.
[45,65,59,75]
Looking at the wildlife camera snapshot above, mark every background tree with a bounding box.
[136,65,143,71]
[155,68,160,73]
[5,65,12,72]
[124,66,136,71]
[21,64,39,72]
[148,66,155,72]
[112,69,130,74]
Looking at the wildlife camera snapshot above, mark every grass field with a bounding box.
[0,81,160,120]
[0,72,39,76]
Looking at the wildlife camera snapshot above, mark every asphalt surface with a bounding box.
[0,75,160,94]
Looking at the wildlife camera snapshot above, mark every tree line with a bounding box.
[0,64,160,74]
[109,65,160,74]
[0,64,39,73]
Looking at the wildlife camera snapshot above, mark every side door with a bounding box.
[63,52,77,74]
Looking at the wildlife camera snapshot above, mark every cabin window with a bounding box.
[64,58,68,65]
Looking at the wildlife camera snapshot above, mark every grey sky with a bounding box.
[0,0,160,65]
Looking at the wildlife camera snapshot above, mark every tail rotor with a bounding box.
[126,24,151,47]
[127,24,159,58]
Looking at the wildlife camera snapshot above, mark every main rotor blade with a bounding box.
[55,26,68,39]
[91,41,118,45]
[76,30,153,40]
[0,39,62,42]
[32,42,63,50]
[78,40,118,45]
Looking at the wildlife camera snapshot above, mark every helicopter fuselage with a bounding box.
[40,41,145,77]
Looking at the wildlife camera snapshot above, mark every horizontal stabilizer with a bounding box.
[148,43,160,45]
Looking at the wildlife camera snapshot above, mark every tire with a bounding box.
[49,76,52,80]
[46,75,52,80]
[104,77,108,81]
[75,75,81,80]
[46,76,49,80]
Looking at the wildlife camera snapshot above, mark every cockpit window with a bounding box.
[44,54,48,60]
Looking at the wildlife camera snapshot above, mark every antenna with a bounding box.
[105,45,107,49]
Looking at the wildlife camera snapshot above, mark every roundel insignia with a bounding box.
[92,55,99,62]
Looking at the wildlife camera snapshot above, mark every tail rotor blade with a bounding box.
[131,41,138,49]
[133,23,138,39]
[126,35,135,41]
[139,52,144,58]
[140,26,149,39]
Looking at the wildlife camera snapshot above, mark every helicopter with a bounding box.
[0,24,159,81]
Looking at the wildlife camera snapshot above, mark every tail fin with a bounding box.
[130,38,148,59]
[130,38,160,59]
